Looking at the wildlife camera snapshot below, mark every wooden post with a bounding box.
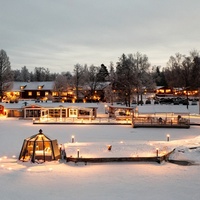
[71,135,75,143]
[77,149,79,158]
[156,148,159,157]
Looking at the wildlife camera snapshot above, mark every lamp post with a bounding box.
[167,134,170,142]
[156,148,159,157]
[71,135,75,143]
[104,105,108,114]
[107,145,112,151]
[77,149,80,158]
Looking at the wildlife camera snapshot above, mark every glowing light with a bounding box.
[49,168,53,171]
[120,141,123,144]
[27,168,32,171]
[12,155,16,158]
[71,135,75,143]
[167,134,170,142]
[107,145,112,151]
[8,167,12,170]
[77,149,80,158]
[4,156,7,159]
[1,165,4,167]
[156,148,159,157]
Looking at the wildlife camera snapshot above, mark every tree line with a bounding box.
[1,49,200,105]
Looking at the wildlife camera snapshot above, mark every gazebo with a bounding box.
[19,129,60,163]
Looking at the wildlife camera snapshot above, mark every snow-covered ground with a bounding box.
[0,102,200,200]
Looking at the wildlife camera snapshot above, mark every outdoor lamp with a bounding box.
[77,148,80,158]
[72,135,75,143]
[167,134,170,142]
[156,148,159,157]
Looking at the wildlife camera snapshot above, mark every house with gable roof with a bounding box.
[3,81,55,101]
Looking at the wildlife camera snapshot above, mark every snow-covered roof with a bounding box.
[82,82,111,90]
[0,101,100,110]
[5,81,55,91]
[137,105,190,114]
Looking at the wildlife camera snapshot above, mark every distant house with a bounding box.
[3,81,55,101]
[1,101,98,120]
[3,81,111,103]
[155,86,199,99]
[82,82,111,102]
[155,86,174,97]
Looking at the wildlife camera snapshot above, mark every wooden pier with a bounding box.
[66,153,171,165]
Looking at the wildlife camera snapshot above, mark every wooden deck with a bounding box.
[66,153,171,165]
[132,118,190,128]
[132,122,190,128]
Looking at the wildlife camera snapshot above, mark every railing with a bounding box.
[33,117,132,124]
[133,117,190,127]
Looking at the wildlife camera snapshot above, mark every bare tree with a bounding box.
[84,65,100,100]
[54,74,69,98]
[0,49,13,101]
[165,51,198,88]
[73,64,84,101]
[115,52,153,106]
[132,52,153,104]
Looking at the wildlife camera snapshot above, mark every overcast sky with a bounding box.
[1,0,200,73]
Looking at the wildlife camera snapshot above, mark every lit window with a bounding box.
[37,92,40,96]
[38,85,43,90]
[160,89,164,93]
[45,92,49,96]
[69,109,77,116]
[52,92,58,96]
[28,92,32,96]
[20,85,26,90]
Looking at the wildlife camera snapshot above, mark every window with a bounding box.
[38,85,44,90]
[166,89,171,93]
[20,85,27,90]
[45,92,49,96]
[37,92,40,96]
[69,109,77,117]
[52,92,58,96]
[28,92,32,96]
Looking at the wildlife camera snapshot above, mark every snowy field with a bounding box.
[0,103,200,200]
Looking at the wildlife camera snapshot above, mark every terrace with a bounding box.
[132,105,190,128]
